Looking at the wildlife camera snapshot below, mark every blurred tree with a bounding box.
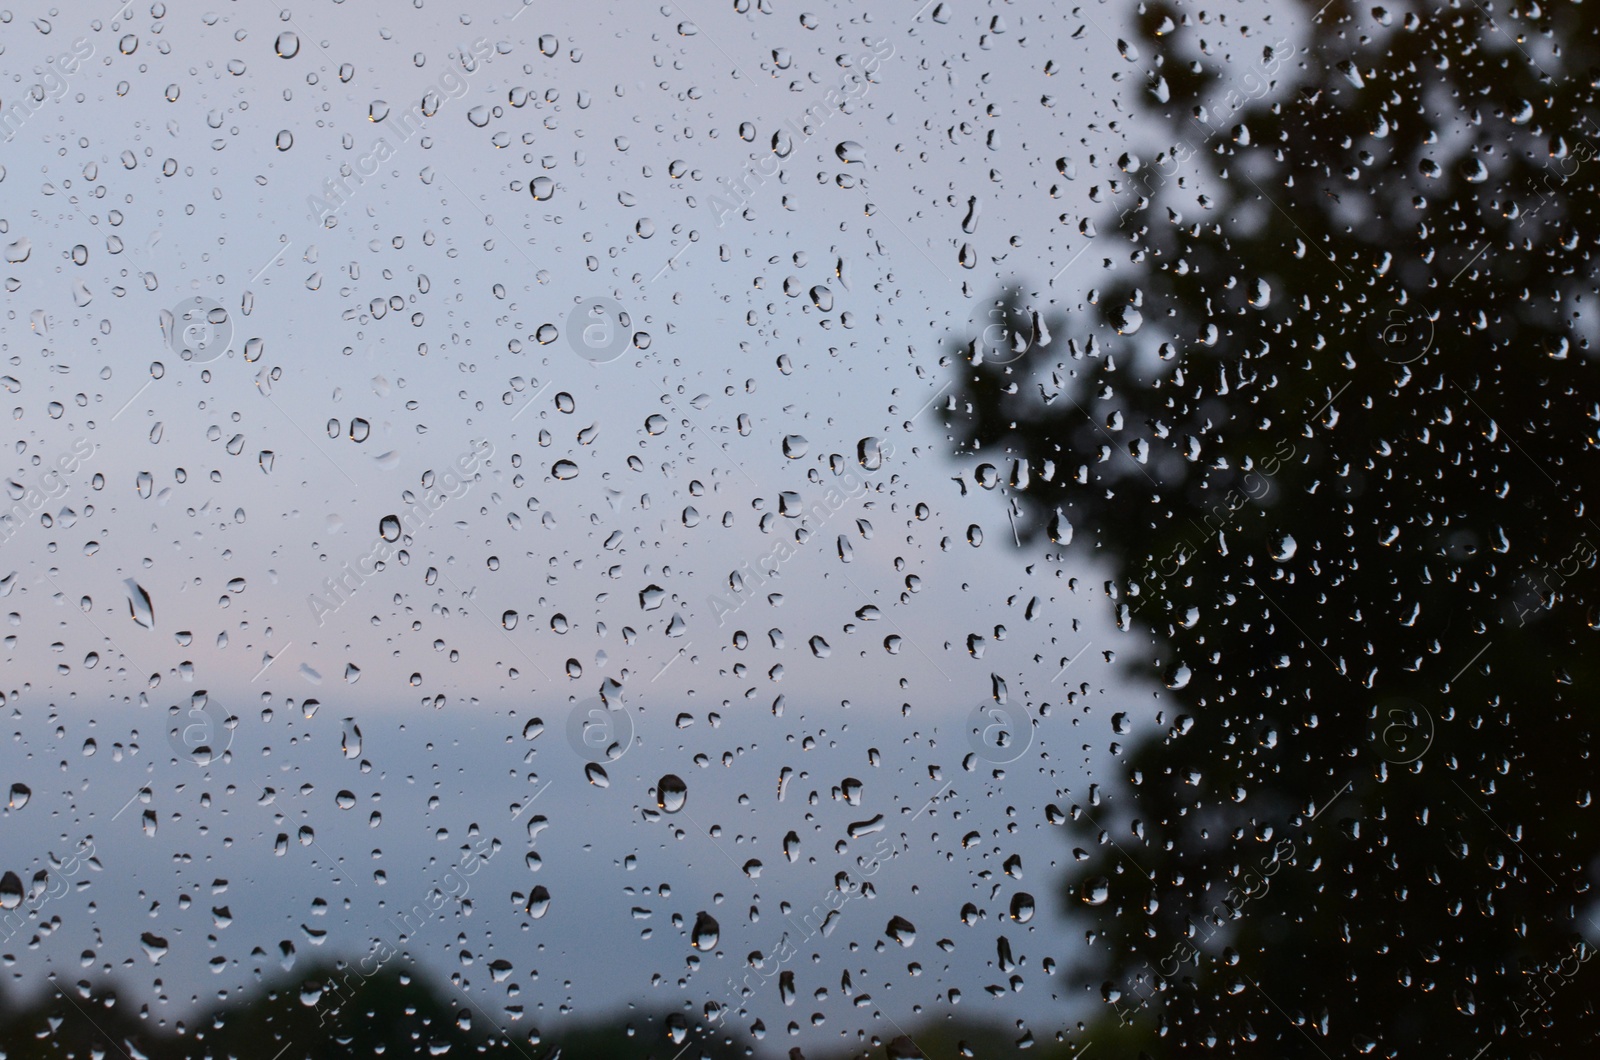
[942,1,1600,1056]
[0,962,1038,1059]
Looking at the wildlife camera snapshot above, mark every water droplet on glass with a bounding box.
[1009,892,1035,922]
[341,719,362,759]
[1048,509,1073,545]
[126,580,155,629]
[656,774,688,813]
[692,911,720,950]
[0,873,21,909]
[858,437,884,470]
[140,932,169,963]
[1109,303,1143,335]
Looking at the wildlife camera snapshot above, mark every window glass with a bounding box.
[2,1,1595,1056]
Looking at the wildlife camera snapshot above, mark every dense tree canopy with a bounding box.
[943,1,1600,1055]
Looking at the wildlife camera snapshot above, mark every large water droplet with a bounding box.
[0,872,22,909]
[1048,509,1073,545]
[341,719,362,759]
[691,911,720,950]
[125,579,155,629]
[1109,303,1143,335]
[140,932,169,963]
[656,774,688,813]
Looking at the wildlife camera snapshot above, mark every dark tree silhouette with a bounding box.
[0,963,1032,1058]
[943,1,1600,1056]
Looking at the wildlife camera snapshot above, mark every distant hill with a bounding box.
[0,964,1080,1059]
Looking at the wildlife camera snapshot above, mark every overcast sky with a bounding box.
[0,0,1299,1051]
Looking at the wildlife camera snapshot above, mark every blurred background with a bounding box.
[0,0,1596,1056]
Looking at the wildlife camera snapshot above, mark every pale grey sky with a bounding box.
[0,0,1301,1051]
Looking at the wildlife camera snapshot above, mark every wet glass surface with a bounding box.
[0,0,1596,1056]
